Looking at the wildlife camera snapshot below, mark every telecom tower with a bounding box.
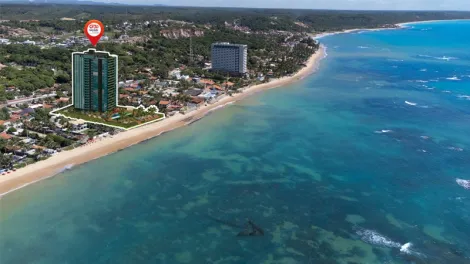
[189,35,194,64]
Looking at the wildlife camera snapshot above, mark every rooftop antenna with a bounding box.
[124,7,128,36]
[189,34,193,65]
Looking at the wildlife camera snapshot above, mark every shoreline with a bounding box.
[0,45,327,197]
[397,19,470,26]
[313,26,404,40]
[1,18,467,197]
[313,18,470,40]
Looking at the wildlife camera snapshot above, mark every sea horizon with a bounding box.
[1,20,469,263]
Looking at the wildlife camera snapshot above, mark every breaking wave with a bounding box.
[448,146,464,151]
[375,129,392,134]
[356,229,401,248]
[417,55,458,61]
[456,179,470,189]
[356,228,424,257]
[457,95,470,100]
[405,101,417,106]
[58,164,74,173]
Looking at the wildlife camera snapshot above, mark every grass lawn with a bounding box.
[56,107,164,129]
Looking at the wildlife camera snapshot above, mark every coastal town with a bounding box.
[2,3,470,264]
[0,17,320,174]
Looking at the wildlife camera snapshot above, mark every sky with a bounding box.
[106,0,470,11]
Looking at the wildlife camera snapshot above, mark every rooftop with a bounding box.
[0,132,12,140]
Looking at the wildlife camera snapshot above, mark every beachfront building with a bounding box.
[211,42,247,74]
[72,49,118,112]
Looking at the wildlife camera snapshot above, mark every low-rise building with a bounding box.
[0,132,12,140]
[184,88,202,97]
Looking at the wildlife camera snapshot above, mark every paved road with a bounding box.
[6,93,57,106]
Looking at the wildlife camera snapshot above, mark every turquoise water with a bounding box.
[1,21,470,264]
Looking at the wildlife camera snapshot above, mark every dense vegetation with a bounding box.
[0,23,317,97]
[1,4,469,103]
[0,45,71,98]
[1,4,470,32]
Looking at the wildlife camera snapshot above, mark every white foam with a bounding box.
[415,80,428,83]
[58,164,74,173]
[446,76,461,81]
[358,46,370,49]
[356,229,423,257]
[437,56,457,61]
[417,54,433,58]
[457,95,470,100]
[419,69,427,72]
[456,179,470,189]
[375,129,392,134]
[417,55,457,61]
[356,229,401,248]
[405,101,417,106]
[400,242,412,253]
[442,90,451,93]
[448,146,464,152]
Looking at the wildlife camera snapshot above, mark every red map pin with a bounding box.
[84,20,104,46]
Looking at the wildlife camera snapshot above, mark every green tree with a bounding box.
[55,73,70,83]
[0,107,10,120]
[0,86,6,103]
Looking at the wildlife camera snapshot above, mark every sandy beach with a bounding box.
[0,45,326,196]
[312,26,404,40]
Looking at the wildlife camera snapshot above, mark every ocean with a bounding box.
[1,20,470,264]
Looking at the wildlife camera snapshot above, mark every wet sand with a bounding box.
[0,46,326,197]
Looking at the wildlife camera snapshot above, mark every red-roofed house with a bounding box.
[9,114,20,122]
[200,79,215,85]
[223,81,235,87]
[56,97,70,103]
[0,132,12,140]
[159,100,170,107]
[32,145,46,150]
[190,96,204,105]
[209,85,224,91]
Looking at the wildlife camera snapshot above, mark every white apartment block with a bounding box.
[211,42,247,74]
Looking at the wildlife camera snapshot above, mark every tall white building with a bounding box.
[211,42,247,74]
